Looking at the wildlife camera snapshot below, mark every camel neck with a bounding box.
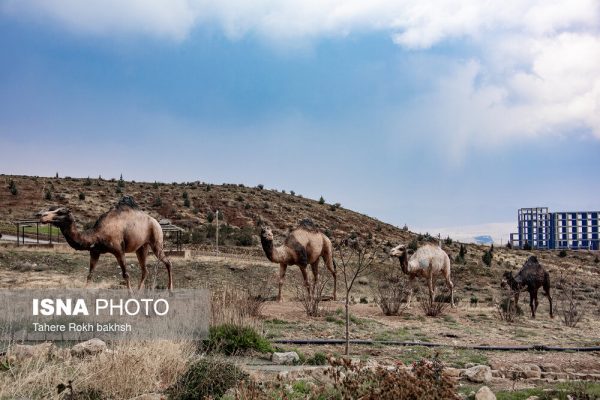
[260,236,288,263]
[59,221,94,251]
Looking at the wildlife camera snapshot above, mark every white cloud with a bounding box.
[2,0,600,143]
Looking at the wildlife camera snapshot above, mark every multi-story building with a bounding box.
[510,207,600,250]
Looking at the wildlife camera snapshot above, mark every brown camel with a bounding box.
[37,196,173,291]
[501,255,553,318]
[260,219,336,302]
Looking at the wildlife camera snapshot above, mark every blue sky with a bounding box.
[1,1,599,239]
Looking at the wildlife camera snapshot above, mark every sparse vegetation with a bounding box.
[78,192,85,200]
[167,357,248,400]
[419,294,450,317]
[319,196,325,204]
[206,324,273,355]
[482,248,493,267]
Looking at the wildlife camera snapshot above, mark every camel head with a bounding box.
[501,271,514,289]
[389,244,407,257]
[260,225,274,241]
[37,206,72,226]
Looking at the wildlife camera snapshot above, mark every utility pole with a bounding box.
[216,209,219,255]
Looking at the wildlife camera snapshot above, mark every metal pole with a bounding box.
[216,210,219,254]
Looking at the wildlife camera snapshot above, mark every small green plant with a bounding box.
[183,197,190,207]
[153,181,159,189]
[559,249,567,258]
[117,174,125,188]
[306,351,328,365]
[470,295,478,306]
[153,196,162,207]
[205,324,273,355]
[257,184,264,190]
[408,239,419,252]
[444,236,453,245]
[115,186,122,194]
[330,202,341,211]
[8,179,17,195]
[482,248,493,267]
[78,192,85,200]
[319,196,325,204]
[290,190,295,196]
[167,358,248,400]
[206,211,215,223]
[595,255,599,264]
[182,191,189,200]
[84,176,92,186]
[44,188,52,200]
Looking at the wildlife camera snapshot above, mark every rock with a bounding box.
[525,396,539,400]
[463,365,492,383]
[445,367,463,378]
[9,342,54,361]
[272,352,299,365]
[128,395,164,400]
[515,363,542,379]
[475,386,496,400]
[71,338,107,357]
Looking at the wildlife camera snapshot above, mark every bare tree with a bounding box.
[335,234,382,355]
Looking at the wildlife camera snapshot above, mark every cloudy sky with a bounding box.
[1,1,599,240]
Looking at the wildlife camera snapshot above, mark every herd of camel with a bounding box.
[36,196,554,319]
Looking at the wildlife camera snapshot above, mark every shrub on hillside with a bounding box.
[78,192,85,201]
[167,358,248,400]
[482,249,493,267]
[205,324,273,355]
[559,249,568,258]
[319,196,325,204]
[419,295,450,317]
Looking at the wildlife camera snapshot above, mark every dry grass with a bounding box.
[374,273,410,316]
[419,294,450,317]
[0,340,194,399]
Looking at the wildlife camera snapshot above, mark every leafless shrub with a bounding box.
[245,279,274,318]
[557,273,584,328]
[495,287,520,323]
[374,272,410,316]
[419,293,450,317]
[294,275,331,317]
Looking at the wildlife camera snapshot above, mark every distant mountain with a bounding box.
[473,235,494,245]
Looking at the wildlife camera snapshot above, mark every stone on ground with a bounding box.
[272,352,300,365]
[463,365,492,383]
[475,386,496,400]
[71,338,107,357]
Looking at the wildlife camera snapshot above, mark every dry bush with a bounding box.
[374,272,410,316]
[495,287,520,323]
[0,340,194,399]
[294,275,331,317]
[211,282,271,328]
[234,356,460,400]
[557,273,584,328]
[419,293,450,317]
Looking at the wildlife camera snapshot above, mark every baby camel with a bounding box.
[501,255,553,319]
[390,243,454,307]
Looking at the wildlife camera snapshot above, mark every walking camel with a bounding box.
[260,219,336,302]
[501,255,553,318]
[390,243,454,307]
[37,196,173,291]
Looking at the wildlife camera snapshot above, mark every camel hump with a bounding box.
[297,218,319,233]
[116,196,139,210]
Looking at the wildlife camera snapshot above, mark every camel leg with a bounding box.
[86,251,100,287]
[428,273,435,303]
[310,261,319,300]
[533,288,540,318]
[529,289,537,319]
[444,272,455,308]
[136,244,149,291]
[278,263,287,302]
[299,266,312,299]
[151,244,173,291]
[543,282,553,319]
[406,277,415,308]
[324,253,336,301]
[115,253,132,292]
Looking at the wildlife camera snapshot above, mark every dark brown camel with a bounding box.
[37,197,173,291]
[501,255,553,318]
[260,219,336,302]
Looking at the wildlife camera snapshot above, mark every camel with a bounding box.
[260,219,336,302]
[389,243,454,307]
[37,196,173,291]
[501,255,553,319]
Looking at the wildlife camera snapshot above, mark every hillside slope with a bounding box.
[0,174,413,244]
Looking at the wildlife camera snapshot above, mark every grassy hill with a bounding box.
[0,174,414,246]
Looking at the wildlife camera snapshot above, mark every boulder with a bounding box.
[475,386,496,400]
[71,338,107,357]
[463,365,492,383]
[272,352,299,365]
[512,364,541,379]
